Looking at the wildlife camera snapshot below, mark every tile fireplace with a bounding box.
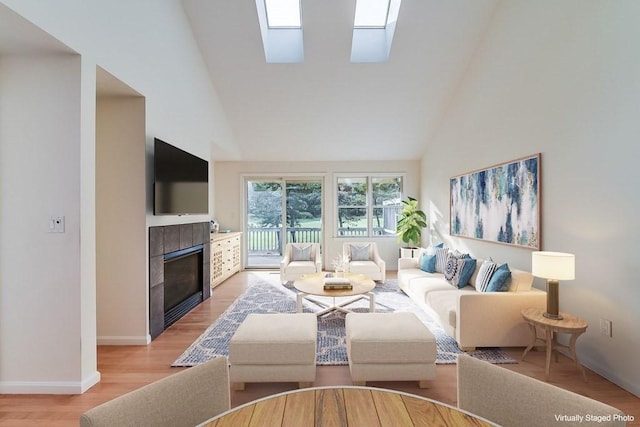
[149,222,210,340]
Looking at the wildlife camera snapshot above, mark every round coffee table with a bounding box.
[294,272,376,317]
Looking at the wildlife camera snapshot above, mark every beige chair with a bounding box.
[80,356,230,427]
[280,242,322,283]
[343,242,385,281]
[457,354,627,427]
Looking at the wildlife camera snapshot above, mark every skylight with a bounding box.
[256,0,304,63]
[354,0,391,28]
[351,0,402,63]
[264,0,301,28]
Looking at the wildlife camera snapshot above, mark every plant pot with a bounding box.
[400,247,418,259]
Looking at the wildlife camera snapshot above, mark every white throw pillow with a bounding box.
[475,259,498,292]
[292,244,312,261]
[434,247,449,273]
[350,244,371,261]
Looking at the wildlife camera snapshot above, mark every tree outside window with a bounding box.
[337,175,402,237]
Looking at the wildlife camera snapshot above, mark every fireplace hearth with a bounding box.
[149,222,210,340]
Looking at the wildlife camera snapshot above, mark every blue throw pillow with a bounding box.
[457,256,477,289]
[485,263,511,292]
[420,254,436,273]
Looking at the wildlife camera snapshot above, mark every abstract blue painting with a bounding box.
[450,154,540,249]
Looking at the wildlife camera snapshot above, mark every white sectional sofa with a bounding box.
[398,248,546,350]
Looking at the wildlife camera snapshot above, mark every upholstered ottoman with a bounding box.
[345,312,436,388]
[229,313,317,390]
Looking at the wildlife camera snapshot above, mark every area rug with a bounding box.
[172,274,516,367]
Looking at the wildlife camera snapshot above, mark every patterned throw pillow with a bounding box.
[475,259,498,292]
[420,254,437,273]
[434,247,449,273]
[486,263,511,292]
[444,251,466,282]
[350,244,371,261]
[292,244,312,261]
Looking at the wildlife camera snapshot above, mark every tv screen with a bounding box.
[154,138,208,215]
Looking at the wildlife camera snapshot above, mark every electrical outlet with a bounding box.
[600,318,612,337]
[48,216,65,233]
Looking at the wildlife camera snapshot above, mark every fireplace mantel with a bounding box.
[149,222,210,340]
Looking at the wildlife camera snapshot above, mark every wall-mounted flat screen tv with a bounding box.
[154,138,208,215]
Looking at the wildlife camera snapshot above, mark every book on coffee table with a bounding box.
[323,277,352,290]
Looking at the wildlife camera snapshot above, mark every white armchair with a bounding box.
[280,243,322,283]
[342,242,385,282]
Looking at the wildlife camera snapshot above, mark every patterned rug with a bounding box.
[172,273,516,367]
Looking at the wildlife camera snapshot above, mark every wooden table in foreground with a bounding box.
[200,386,497,427]
[521,307,588,382]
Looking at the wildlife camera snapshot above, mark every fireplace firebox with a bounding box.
[150,222,210,340]
[163,245,203,328]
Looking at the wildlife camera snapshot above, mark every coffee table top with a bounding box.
[294,272,375,297]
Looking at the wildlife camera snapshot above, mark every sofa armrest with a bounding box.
[456,290,547,348]
[398,257,418,270]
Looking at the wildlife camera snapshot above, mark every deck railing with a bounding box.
[247,227,390,254]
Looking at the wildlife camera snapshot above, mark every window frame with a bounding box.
[335,173,403,238]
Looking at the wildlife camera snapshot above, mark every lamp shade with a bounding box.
[531,251,575,280]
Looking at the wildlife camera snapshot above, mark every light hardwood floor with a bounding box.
[0,270,638,426]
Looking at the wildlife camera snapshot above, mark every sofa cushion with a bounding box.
[349,260,379,276]
[508,269,534,291]
[398,272,454,302]
[485,263,511,292]
[284,261,317,277]
[425,287,475,334]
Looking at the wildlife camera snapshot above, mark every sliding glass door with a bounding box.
[246,178,323,268]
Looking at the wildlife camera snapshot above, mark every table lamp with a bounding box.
[531,251,575,320]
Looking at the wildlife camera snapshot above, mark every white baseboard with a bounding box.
[0,371,100,395]
[97,334,151,345]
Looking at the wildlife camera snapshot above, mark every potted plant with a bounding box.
[396,196,427,258]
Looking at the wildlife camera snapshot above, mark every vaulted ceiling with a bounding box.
[182,0,499,161]
[1,1,501,162]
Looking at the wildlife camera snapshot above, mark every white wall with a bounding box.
[422,0,640,396]
[0,0,233,392]
[0,53,99,393]
[96,95,147,345]
[214,160,421,269]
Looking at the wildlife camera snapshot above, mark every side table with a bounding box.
[521,307,588,382]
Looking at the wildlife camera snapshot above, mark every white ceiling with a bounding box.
[182,0,499,161]
[1,1,500,163]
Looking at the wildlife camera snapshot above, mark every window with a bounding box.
[336,175,402,237]
[350,0,402,63]
[264,0,301,28]
[256,0,304,63]
[354,0,391,28]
